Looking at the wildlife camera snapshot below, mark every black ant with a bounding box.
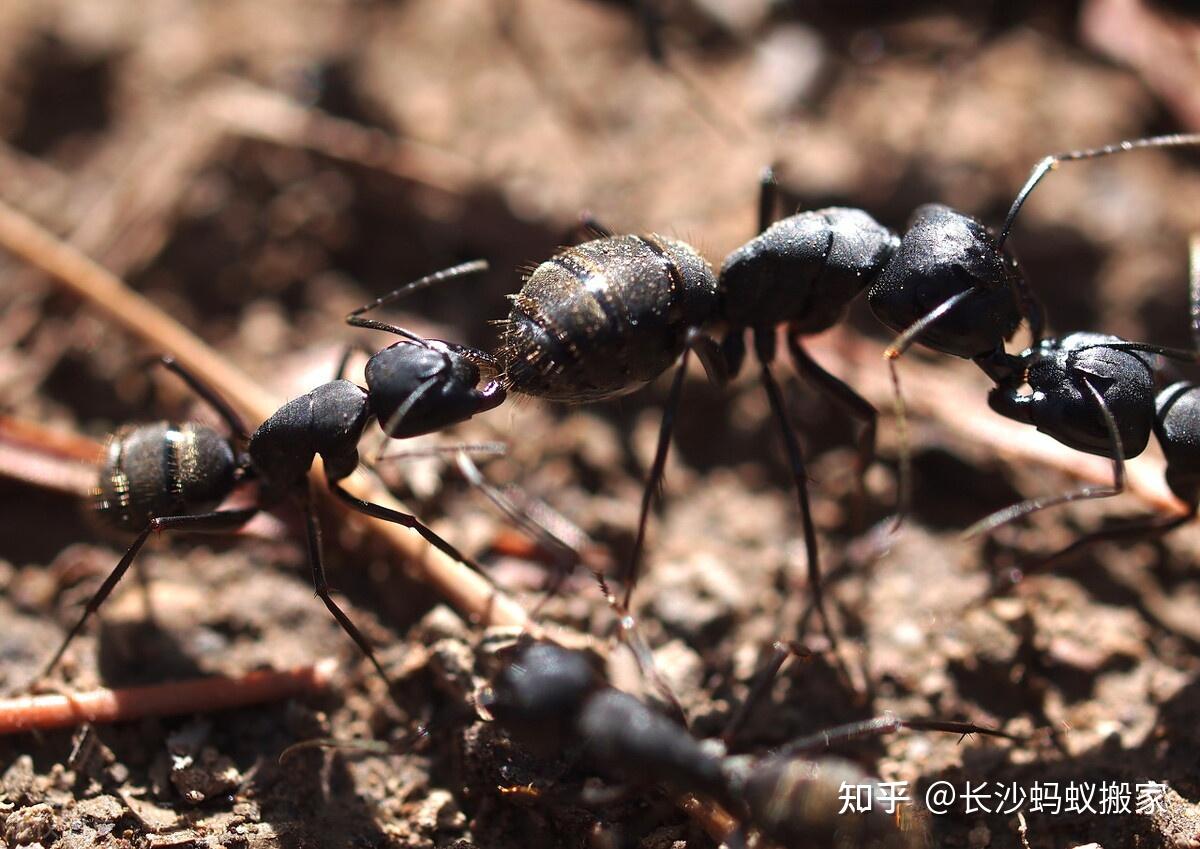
[360,134,1196,661]
[41,262,506,689]
[949,138,1200,557]
[358,169,1047,669]
[496,170,1046,638]
[479,639,1011,849]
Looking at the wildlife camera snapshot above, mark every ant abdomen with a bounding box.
[719,208,899,335]
[726,755,926,849]
[500,234,718,402]
[868,204,1025,360]
[249,379,371,489]
[1156,382,1200,503]
[95,423,239,531]
[989,333,1156,458]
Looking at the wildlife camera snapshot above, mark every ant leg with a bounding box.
[624,328,724,609]
[720,640,811,748]
[333,342,376,382]
[787,330,877,525]
[1190,235,1200,352]
[997,133,1200,249]
[633,0,666,65]
[1011,272,1046,346]
[964,376,1126,538]
[40,507,259,681]
[455,452,687,724]
[345,260,489,334]
[295,485,394,689]
[882,288,978,526]
[774,713,1017,759]
[326,479,495,585]
[1021,505,1197,578]
[155,355,249,440]
[752,329,849,681]
[454,451,610,610]
[758,166,778,234]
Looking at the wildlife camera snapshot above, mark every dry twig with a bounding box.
[0,416,101,497]
[0,660,336,734]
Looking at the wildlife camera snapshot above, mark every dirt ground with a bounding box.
[1,1,1199,847]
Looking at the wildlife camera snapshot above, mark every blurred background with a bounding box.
[1,1,1199,847]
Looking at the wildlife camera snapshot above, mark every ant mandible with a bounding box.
[42,262,505,689]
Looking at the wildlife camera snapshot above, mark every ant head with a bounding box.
[480,642,602,725]
[1156,381,1200,505]
[478,641,603,753]
[867,204,1027,360]
[991,332,1157,458]
[365,339,506,439]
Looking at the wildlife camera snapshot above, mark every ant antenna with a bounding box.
[373,376,440,460]
[377,442,507,462]
[280,724,432,764]
[773,713,1019,759]
[997,133,1200,251]
[346,260,490,333]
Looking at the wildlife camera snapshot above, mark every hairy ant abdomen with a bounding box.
[96,422,239,531]
[728,754,924,849]
[500,234,718,402]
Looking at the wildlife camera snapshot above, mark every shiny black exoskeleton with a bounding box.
[480,641,1003,849]
[1155,381,1200,507]
[42,264,506,688]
